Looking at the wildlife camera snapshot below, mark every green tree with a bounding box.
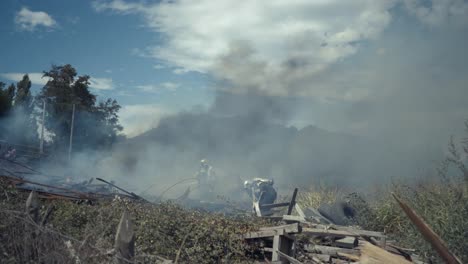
[15,74,32,108]
[36,64,122,154]
[13,74,38,144]
[0,82,15,118]
[0,82,15,139]
[0,82,12,117]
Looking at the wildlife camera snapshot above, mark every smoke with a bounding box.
[105,30,467,200]
[9,1,468,202]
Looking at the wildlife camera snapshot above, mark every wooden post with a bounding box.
[25,191,39,223]
[114,210,135,264]
[39,100,46,154]
[272,235,281,262]
[287,188,298,215]
[68,103,75,162]
[24,191,39,262]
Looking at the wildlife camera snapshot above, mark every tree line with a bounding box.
[0,64,123,157]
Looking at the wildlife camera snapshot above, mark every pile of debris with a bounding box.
[0,158,145,203]
[242,188,461,264]
[243,221,424,263]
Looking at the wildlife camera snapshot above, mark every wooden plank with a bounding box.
[303,227,385,238]
[287,188,298,215]
[114,210,135,264]
[259,223,301,234]
[305,245,359,256]
[260,202,291,209]
[337,252,360,261]
[244,229,285,239]
[254,202,262,217]
[334,237,358,249]
[392,193,462,264]
[272,235,280,261]
[360,241,412,264]
[261,216,284,221]
[295,203,306,219]
[276,250,303,264]
[282,215,306,224]
[26,191,39,223]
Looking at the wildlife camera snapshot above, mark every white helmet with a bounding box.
[244,180,251,189]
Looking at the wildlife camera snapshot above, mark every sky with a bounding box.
[0,0,467,140]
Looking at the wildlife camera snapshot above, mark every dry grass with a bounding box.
[0,179,271,264]
[297,183,341,209]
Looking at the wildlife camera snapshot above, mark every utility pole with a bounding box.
[39,100,46,154]
[68,104,75,162]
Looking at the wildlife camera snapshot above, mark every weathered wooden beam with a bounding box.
[114,210,135,264]
[294,203,306,219]
[24,191,40,261]
[304,245,359,256]
[303,227,385,238]
[25,191,39,223]
[360,241,412,264]
[282,215,307,224]
[244,229,285,239]
[254,201,262,217]
[272,235,281,261]
[287,188,298,215]
[276,250,303,264]
[334,237,358,249]
[259,223,301,234]
[260,202,291,209]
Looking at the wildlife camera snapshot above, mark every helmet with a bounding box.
[244,180,251,189]
[200,159,208,164]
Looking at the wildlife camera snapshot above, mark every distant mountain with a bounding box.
[119,112,379,188]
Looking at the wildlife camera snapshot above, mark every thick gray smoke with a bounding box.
[32,3,468,201]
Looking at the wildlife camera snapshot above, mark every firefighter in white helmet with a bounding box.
[196,159,215,198]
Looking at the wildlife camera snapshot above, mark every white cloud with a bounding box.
[15,7,57,31]
[153,64,165,70]
[173,68,190,75]
[105,69,112,73]
[93,0,396,96]
[92,0,145,13]
[119,104,171,137]
[89,77,114,90]
[136,82,180,93]
[0,72,50,85]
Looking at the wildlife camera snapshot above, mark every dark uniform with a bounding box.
[196,159,215,200]
[244,178,277,206]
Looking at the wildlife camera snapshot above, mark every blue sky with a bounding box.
[1,0,467,141]
[0,0,214,136]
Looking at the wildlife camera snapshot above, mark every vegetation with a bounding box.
[0,65,122,155]
[0,179,272,263]
[297,127,468,263]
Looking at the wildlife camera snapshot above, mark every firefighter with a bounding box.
[243,178,277,206]
[196,159,215,198]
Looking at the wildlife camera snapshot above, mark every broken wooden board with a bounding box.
[304,244,359,256]
[302,227,385,238]
[282,214,307,224]
[334,237,358,249]
[259,223,301,234]
[359,241,412,264]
